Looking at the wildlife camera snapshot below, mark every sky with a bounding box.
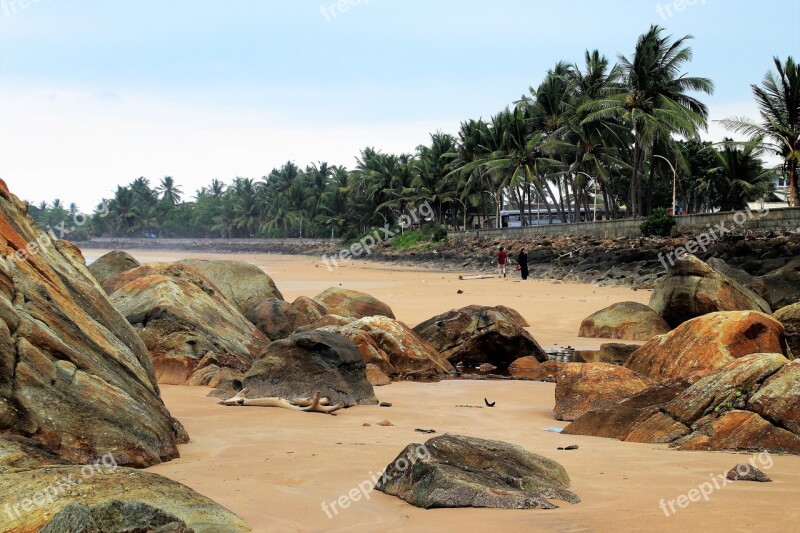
[1,0,798,211]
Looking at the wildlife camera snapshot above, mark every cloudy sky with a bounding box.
[1,0,798,211]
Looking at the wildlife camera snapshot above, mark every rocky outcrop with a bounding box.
[0,180,185,467]
[566,353,800,454]
[88,250,140,285]
[649,254,771,328]
[774,302,800,358]
[413,305,546,368]
[296,314,356,333]
[100,262,225,299]
[291,295,327,322]
[553,363,654,421]
[624,311,787,382]
[110,273,266,385]
[375,434,580,509]
[595,343,640,365]
[176,258,284,315]
[578,301,670,341]
[244,330,377,407]
[508,357,563,381]
[313,287,395,319]
[1,465,249,532]
[758,258,800,310]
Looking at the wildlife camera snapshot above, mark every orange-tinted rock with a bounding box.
[101,262,225,300]
[623,411,690,443]
[649,254,771,328]
[624,311,786,382]
[596,343,640,365]
[0,185,184,467]
[366,364,392,386]
[579,301,670,341]
[292,295,327,323]
[316,325,395,376]
[553,363,654,421]
[246,298,311,340]
[313,287,395,319]
[508,357,563,380]
[413,305,546,368]
[678,410,800,453]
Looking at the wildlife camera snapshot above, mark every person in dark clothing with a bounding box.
[518,248,529,280]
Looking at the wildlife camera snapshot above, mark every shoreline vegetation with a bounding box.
[25,31,798,244]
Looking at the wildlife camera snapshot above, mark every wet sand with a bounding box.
[82,250,800,532]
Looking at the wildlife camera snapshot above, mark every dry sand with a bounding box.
[82,250,800,532]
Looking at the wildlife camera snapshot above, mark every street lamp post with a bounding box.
[654,155,678,216]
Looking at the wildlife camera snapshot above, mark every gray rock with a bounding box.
[725,463,772,482]
[375,434,580,509]
[88,250,140,285]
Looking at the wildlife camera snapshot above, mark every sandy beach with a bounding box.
[82,250,800,532]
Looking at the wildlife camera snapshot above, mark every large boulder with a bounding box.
[100,262,225,299]
[244,330,377,407]
[508,357,563,381]
[624,311,787,382]
[246,298,311,341]
[578,301,670,341]
[758,258,800,310]
[375,434,580,509]
[1,465,249,532]
[774,302,800,358]
[567,353,800,454]
[0,180,184,468]
[110,273,266,385]
[88,250,140,285]
[649,254,771,328]
[291,295,327,322]
[176,258,284,315]
[413,305,546,368]
[313,287,395,319]
[707,257,761,291]
[553,363,654,421]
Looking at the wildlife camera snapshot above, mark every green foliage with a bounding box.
[391,230,425,250]
[639,208,676,237]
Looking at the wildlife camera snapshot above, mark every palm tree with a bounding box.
[722,56,799,207]
[707,138,773,211]
[157,176,183,205]
[583,25,714,217]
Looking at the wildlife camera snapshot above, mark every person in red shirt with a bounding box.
[497,246,508,277]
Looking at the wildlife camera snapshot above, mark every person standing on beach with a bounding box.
[497,246,508,277]
[518,248,528,280]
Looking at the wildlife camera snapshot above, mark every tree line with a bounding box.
[28,26,799,240]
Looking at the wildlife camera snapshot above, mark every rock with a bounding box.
[553,363,654,421]
[649,254,771,328]
[596,343,640,365]
[244,330,377,407]
[41,501,192,533]
[380,402,392,407]
[295,314,356,333]
[508,357,563,380]
[493,305,530,327]
[677,410,800,453]
[726,464,772,482]
[246,298,311,341]
[375,434,580,509]
[413,305,547,368]
[100,262,225,299]
[0,180,184,467]
[366,364,392,386]
[748,360,800,435]
[562,381,689,440]
[1,466,249,532]
[291,295,327,323]
[313,287,395,319]
[578,302,670,341]
[758,258,800,310]
[176,258,284,315]
[378,420,394,427]
[707,257,761,290]
[774,302,800,358]
[624,311,787,382]
[110,273,266,385]
[88,250,140,285]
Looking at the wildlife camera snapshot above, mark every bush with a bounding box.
[640,208,676,237]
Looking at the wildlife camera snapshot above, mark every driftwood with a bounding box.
[219,388,343,414]
[458,274,496,280]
